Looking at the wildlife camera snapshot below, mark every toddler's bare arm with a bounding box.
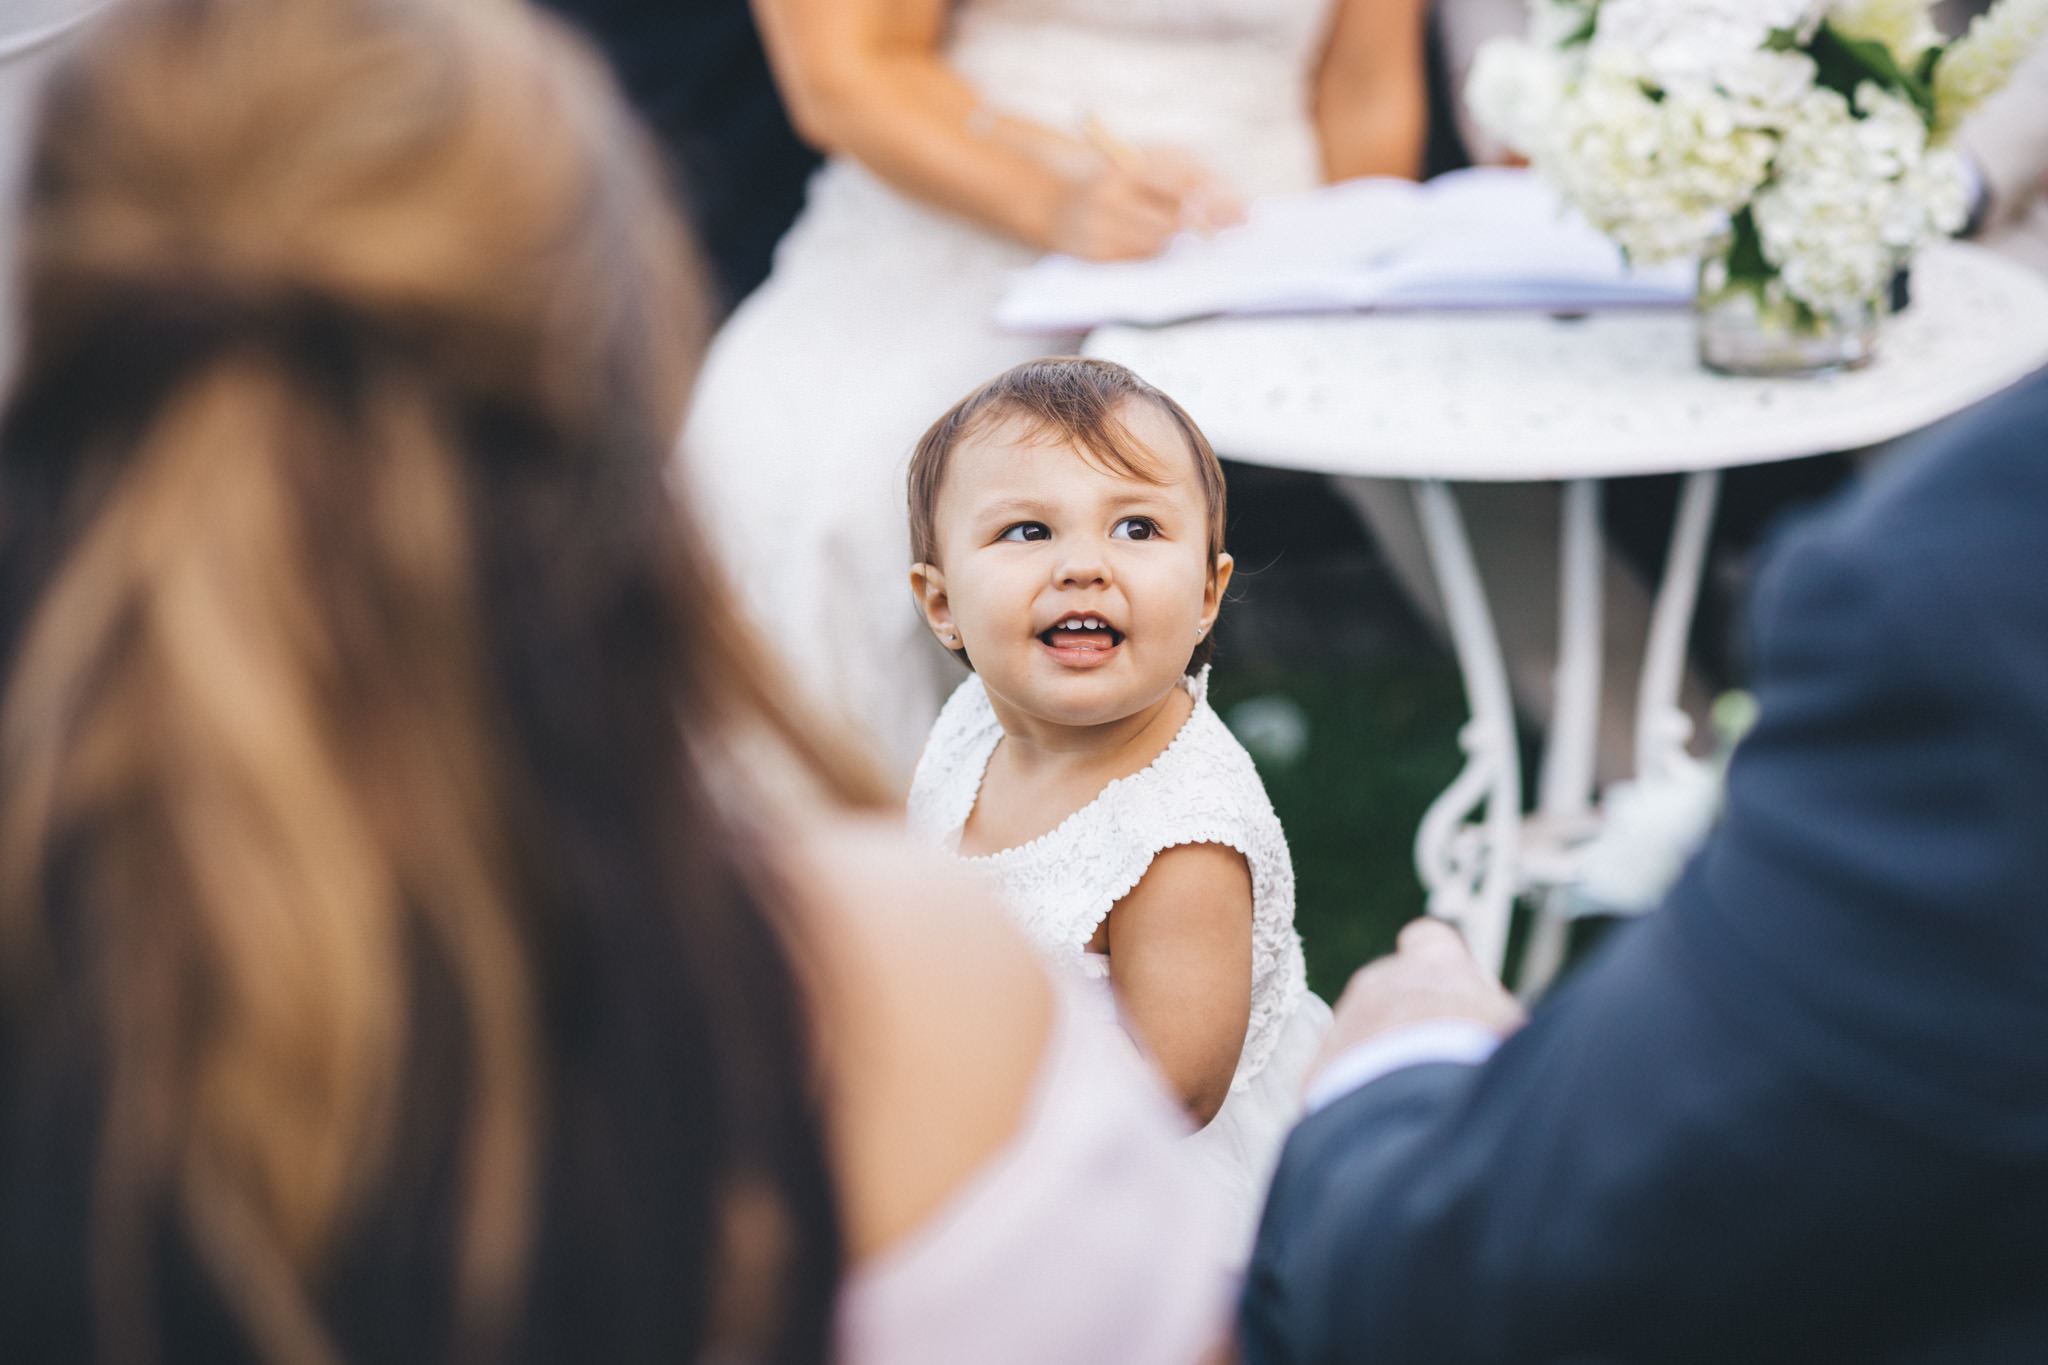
[1105,843,1254,1126]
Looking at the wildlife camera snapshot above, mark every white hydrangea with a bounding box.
[1529,0,1599,48]
[1827,0,1944,64]
[1574,760,1723,915]
[1549,52,1777,260]
[1896,144,1971,240]
[1853,80,1934,178]
[1593,0,1825,89]
[1932,0,2048,136]
[1714,48,1823,112]
[1461,0,1993,315]
[1466,35,1568,157]
[1751,82,1965,313]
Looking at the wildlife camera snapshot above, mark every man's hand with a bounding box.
[1306,918,1528,1088]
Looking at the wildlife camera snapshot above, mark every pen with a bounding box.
[1080,114,1239,235]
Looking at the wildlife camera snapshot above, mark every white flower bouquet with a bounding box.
[1468,0,2048,369]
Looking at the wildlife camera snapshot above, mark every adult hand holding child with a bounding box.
[1306,919,1525,1093]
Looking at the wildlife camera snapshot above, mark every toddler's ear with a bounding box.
[909,563,960,650]
[1203,552,1235,623]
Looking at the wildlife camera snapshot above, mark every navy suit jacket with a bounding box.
[1242,365,2048,1365]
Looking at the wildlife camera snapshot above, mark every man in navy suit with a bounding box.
[1242,364,2048,1364]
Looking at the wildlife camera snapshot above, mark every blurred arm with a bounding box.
[750,0,1195,257]
[1313,0,1432,181]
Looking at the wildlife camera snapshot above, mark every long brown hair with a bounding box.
[0,1,875,1361]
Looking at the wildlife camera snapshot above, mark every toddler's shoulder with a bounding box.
[1161,695,1280,818]
[1117,691,1285,863]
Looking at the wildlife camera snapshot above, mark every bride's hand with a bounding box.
[1130,144,1246,235]
[1049,146,1245,261]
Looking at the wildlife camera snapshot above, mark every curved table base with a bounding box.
[1410,472,1722,987]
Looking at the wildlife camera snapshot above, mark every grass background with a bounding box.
[1207,659,1463,999]
[1202,462,1465,998]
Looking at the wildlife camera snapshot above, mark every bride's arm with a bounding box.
[751,0,1206,259]
[1313,0,1432,182]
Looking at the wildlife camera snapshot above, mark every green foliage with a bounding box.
[1560,3,1599,48]
[1715,207,1828,332]
[1726,204,1772,285]
[1913,44,1943,87]
[1207,660,1466,1000]
[1808,19,1939,125]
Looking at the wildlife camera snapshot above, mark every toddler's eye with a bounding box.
[998,522,1050,543]
[1111,517,1158,541]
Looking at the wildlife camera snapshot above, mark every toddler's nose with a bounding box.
[1054,546,1110,588]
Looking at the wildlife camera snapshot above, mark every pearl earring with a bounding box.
[1195,625,1206,638]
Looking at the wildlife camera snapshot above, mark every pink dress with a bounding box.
[836,982,1238,1365]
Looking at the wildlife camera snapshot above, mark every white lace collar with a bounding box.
[947,668,1212,861]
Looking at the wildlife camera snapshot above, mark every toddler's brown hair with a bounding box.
[907,356,1229,672]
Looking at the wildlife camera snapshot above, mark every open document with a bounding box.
[994,166,1696,332]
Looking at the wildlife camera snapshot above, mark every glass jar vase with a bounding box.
[1694,255,1886,378]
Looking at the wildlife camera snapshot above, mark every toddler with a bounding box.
[904,356,1331,1244]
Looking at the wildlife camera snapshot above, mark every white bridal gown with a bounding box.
[679,0,1339,774]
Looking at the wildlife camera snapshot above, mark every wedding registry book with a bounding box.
[994,166,1696,332]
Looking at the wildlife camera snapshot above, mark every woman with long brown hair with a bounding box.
[0,1,1231,1362]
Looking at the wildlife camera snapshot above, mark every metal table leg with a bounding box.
[1409,473,1720,984]
[1410,480,1521,977]
[1519,479,1604,993]
[1539,480,1605,825]
[1636,471,1721,783]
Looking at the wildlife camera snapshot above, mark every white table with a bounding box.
[1084,242,2048,980]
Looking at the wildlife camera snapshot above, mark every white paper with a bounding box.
[994,167,1696,332]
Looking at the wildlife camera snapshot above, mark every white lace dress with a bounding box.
[906,669,1332,1251]
[677,0,1338,775]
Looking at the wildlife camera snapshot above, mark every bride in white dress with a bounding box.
[679,0,1429,775]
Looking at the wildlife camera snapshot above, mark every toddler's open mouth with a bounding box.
[1040,612,1124,653]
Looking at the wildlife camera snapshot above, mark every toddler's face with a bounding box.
[917,401,1229,731]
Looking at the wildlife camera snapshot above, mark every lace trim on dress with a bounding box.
[959,669,1210,866]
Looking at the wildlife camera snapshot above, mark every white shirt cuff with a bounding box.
[1301,1019,1503,1115]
